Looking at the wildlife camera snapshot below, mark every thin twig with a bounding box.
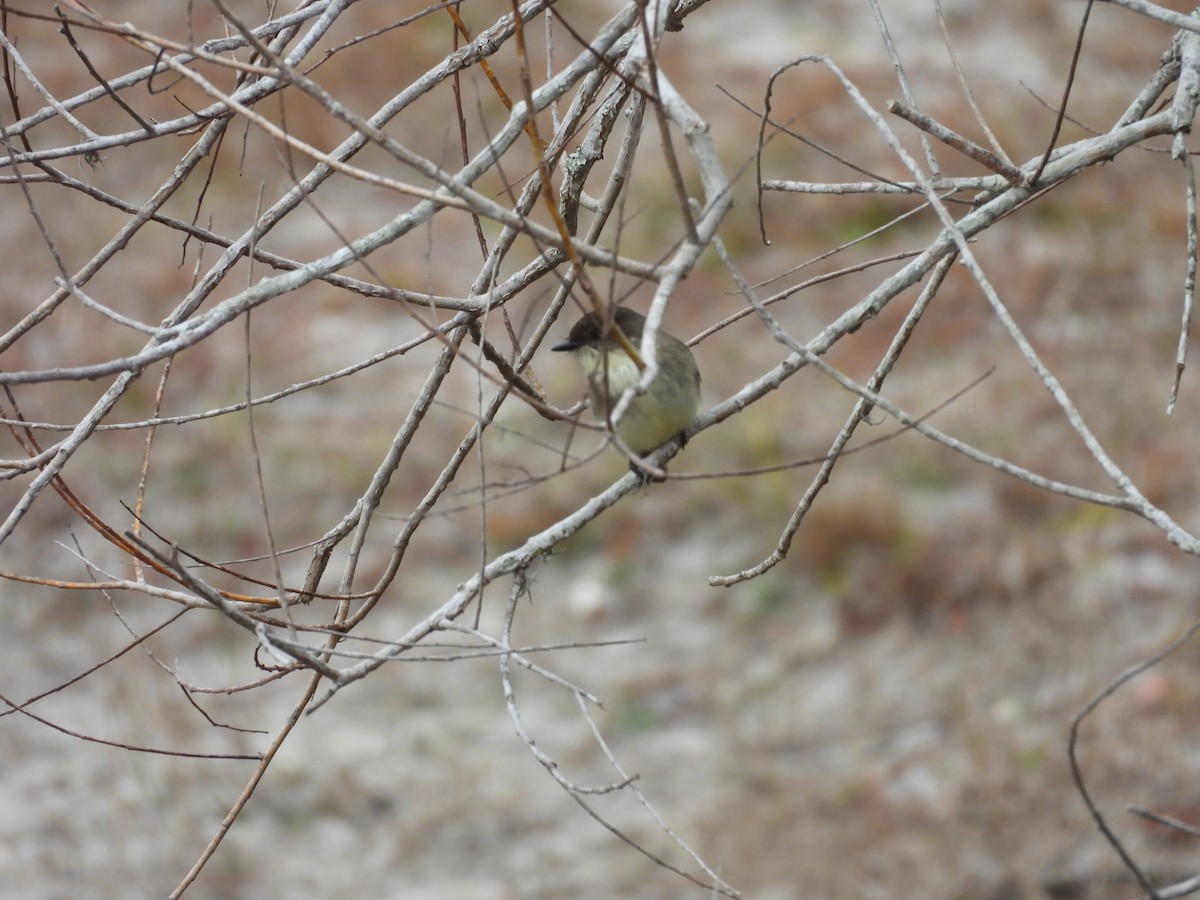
[1068,620,1200,899]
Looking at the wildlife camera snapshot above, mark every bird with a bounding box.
[552,306,700,457]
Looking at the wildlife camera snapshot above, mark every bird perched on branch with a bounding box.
[553,306,700,458]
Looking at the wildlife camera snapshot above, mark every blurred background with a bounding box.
[1,1,1199,897]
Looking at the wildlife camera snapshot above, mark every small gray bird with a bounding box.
[552,307,700,455]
